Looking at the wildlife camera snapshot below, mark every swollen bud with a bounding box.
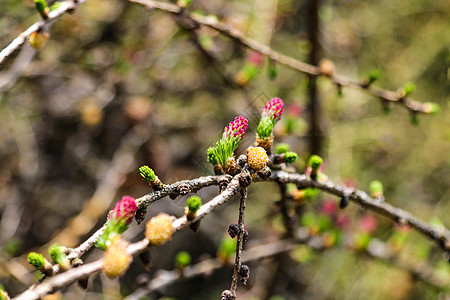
[319,59,335,77]
[175,251,191,269]
[29,31,50,50]
[177,0,192,8]
[49,244,70,270]
[369,180,383,198]
[218,236,237,263]
[275,143,290,154]
[27,252,45,270]
[307,155,323,180]
[186,196,202,220]
[308,155,323,170]
[367,69,381,86]
[423,102,440,114]
[403,82,416,96]
[27,252,53,275]
[34,0,49,19]
[398,82,416,98]
[139,165,156,181]
[284,152,298,164]
[139,166,163,190]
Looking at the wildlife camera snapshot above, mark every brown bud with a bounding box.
[239,264,250,285]
[221,290,234,300]
[227,224,240,238]
[139,250,152,272]
[319,59,335,77]
[239,172,252,188]
[135,207,147,225]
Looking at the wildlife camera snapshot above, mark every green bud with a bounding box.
[50,1,61,11]
[186,196,202,214]
[353,232,372,250]
[27,252,45,269]
[423,102,440,114]
[49,244,68,266]
[198,34,214,51]
[175,251,191,268]
[275,143,290,154]
[411,114,420,126]
[34,0,49,18]
[207,147,219,165]
[284,152,298,164]
[218,236,237,260]
[304,188,319,199]
[268,61,278,80]
[139,165,156,182]
[308,155,323,170]
[0,286,8,300]
[301,211,317,227]
[367,69,381,84]
[403,82,416,96]
[369,180,383,198]
[429,217,444,231]
[177,0,192,8]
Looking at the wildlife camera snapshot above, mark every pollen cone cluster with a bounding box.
[145,213,174,246]
[247,147,268,171]
[103,236,132,278]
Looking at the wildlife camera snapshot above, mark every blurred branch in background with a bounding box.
[0,0,440,115]
[127,229,448,300]
[0,0,87,67]
[128,0,440,115]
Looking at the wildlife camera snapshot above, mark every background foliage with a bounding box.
[0,0,448,299]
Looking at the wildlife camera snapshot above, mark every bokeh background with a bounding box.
[0,0,449,299]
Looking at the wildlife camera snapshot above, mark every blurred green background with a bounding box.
[0,0,448,299]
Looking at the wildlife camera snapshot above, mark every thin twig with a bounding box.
[276,182,296,235]
[0,0,88,67]
[270,171,450,253]
[230,186,248,298]
[127,0,435,114]
[126,229,448,300]
[65,174,231,261]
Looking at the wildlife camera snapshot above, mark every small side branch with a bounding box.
[128,0,435,115]
[270,171,450,253]
[0,0,88,67]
